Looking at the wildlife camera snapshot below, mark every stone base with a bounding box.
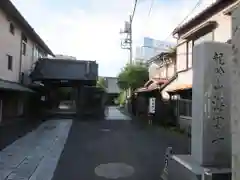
[167,154,231,180]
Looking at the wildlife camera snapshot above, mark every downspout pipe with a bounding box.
[19,35,23,83]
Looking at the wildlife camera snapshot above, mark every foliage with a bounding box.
[116,91,126,105]
[97,77,107,90]
[117,63,149,90]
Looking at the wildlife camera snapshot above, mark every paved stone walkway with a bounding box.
[105,106,131,120]
[0,119,72,180]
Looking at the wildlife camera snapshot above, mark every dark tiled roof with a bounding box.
[0,0,54,56]
[172,0,236,36]
[0,79,34,92]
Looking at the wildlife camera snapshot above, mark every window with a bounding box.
[9,23,15,35]
[193,31,213,46]
[187,41,193,68]
[185,31,213,69]
[7,55,13,70]
[34,45,38,58]
[38,52,43,58]
[22,42,26,55]
[176,42,187,72]
[21,33,27,56]
[179,99,192,117]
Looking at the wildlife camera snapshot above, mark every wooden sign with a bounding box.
[149,97,156,114]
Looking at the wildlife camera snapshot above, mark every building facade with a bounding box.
[162,0,238,133]
[148,52,176,81]
[135,37,175,63]
[0,0,54,124]
[101,77,120,105]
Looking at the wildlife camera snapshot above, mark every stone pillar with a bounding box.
[230,4,240,180]
[167,42,232,180]
[192,42,232,167]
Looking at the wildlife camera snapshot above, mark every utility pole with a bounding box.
[120,0,138,65]
[120,16,132,64]
[129,15,133,64]
[120,0,138,106]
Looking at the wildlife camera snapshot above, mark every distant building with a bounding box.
[101,77,120,105]
[103,77,120,94]
[135,37,175,63]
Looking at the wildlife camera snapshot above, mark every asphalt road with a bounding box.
[52,107,190,180]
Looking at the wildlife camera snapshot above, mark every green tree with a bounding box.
[97,77,107,90]
[117,63,149,90]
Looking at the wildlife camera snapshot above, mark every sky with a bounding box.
[11,0,216,77]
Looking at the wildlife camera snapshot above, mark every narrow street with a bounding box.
[0,106,190,180]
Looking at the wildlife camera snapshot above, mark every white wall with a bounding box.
[0,9,21,82]
[106,77,120,94]
[0,9,47,83]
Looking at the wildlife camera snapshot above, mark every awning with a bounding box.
[0,80,34,93]
[135,87,159,93]
[144,78,168,88]
[167,84,192,93]
[136,78,168,93]
[181,21,217,40]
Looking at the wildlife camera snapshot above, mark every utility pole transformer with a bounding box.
[120,16,132,64]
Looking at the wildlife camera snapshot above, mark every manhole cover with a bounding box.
[95,163,134,179]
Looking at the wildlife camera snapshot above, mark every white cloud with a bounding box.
[11,0,215,76]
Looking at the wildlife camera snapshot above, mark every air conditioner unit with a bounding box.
[124,21,130,33]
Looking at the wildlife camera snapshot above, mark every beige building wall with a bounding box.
[0,9,21,82]
[176,43,187,72]
[0,9,45,83]
[149,61,176,80]
[171,4,233,93]
[167,63,175,78]
[177,5,233,45]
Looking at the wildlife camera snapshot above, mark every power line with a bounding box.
[143,0,155,33]
[163,0,203,41]
[132,0,138,22]
[175,0,202,30]
[148,0,154,17]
